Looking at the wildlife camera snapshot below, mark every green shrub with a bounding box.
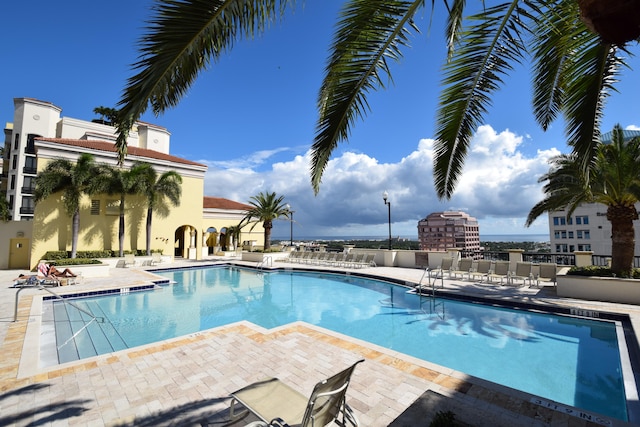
[568,266,640,279]
[50,259,102,266]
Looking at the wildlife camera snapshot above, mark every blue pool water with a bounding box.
[45,266,628,421]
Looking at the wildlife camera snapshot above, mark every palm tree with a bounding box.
[0,192,10,222]
[100,163,151,257]
[34,153,102,258]
[225,225,242,251]
[135,162,182,255]
[113,1,637,198]
[239,192,289,251]
[526,124,640,277]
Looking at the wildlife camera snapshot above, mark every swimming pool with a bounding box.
[42,266,632,421]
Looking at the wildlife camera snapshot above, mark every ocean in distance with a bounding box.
[273,234,550,243]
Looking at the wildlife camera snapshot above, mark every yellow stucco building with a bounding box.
[1,98,264,269]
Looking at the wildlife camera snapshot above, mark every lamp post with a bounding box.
[382,191,391,250]
[286,204,295,247]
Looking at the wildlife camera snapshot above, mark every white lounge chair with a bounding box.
[470,259,492,283]
[429,257,453,280]
[510,261,533,287]
[486,261,510,285]
[451,258,473,280]
[535,262,557,287]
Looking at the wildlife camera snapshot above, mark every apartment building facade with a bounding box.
[417,211,481,252]
[547,129,640,257]
[1,98,263,269]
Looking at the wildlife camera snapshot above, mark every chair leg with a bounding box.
[229,397,249,421]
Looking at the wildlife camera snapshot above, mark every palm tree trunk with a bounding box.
[119,194,125,257]
[608,205,638,276]
[263,220,272,250]
[146,208,153,256]
[71,209,80,258]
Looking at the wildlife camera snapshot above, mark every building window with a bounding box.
[561,231,567,239]
[568,231,574,238]
[10,175,15,190]
[553,216,567,226]
[583,230,590,239]
[20,196,34,215]
[576,215,588,225]
[91,200,101,215]
[25,134,39,154]
[12,155,17,170]
[14,133,19,150]
[23,156,37,175]
[22,176,35,193]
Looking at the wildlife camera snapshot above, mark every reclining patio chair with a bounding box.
[450,258,473,281]
[535,262,557,288]
[229,359,364,427]
[510,261,534,287]
[470,259,492,283]
[486,261,510,285]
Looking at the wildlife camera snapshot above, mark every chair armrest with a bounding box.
[270,418,291,427]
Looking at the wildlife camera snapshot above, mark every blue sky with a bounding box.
[3,1,639,239]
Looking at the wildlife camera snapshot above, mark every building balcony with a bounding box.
[22,167,37,175]
[21,186,35,194]
[19,207,34,215]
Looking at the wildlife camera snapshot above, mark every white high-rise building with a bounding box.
[547,129,640,257]
[2,97,171,221]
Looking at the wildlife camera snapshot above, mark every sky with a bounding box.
[3,1,639,240]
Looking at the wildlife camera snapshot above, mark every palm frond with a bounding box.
[311,0,425,193]
[433,0,531,199]
[115,0,293,163]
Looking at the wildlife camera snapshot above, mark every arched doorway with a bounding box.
[174,225,198,259]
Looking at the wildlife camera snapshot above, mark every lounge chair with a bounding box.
[359,253,376,268]
[124,253,136,266]
[339,253,357,268]
[429,257,453,280]
[535,262,557,288]
[486,261,510,285]
[510,261,533,287]
[151,252,162,265]
[229,360,363,427]
[450,258,473,280]
[470,259,492,283]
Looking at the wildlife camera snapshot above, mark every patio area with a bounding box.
[1,259,638,427]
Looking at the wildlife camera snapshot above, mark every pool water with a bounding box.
[44,266,628,420]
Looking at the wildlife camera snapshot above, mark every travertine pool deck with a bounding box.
[1,258,639,426]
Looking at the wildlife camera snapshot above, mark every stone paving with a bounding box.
[0,258,639,426]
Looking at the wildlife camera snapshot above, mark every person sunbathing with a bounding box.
[48,265,76,277]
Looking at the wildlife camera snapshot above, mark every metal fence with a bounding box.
[592,255,640,268]
[460,250,576,266]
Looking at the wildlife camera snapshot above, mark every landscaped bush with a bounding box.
[568,266,640,279]
[50,259,103,267]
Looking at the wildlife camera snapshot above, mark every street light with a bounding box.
[382,191,391,250]
[286,204,295,247]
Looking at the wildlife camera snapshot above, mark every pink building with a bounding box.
[417,211,480,252]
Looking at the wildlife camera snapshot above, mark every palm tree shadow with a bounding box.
[0,383,91,426]
[110,398,258,427]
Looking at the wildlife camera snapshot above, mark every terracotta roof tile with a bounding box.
[203,196,251,210]
[36,137,206,168]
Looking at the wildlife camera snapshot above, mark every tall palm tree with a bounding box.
[239,191,289,250]
[34,153,102,258]
[113,1,637,197]
[526,124,640,276]
[135,162,182,255]
[100,163,151,257]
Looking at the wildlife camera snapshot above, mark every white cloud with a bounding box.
[202,124,560,238]
[625,124,640,131]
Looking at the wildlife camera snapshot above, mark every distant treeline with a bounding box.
[273,239,549,252]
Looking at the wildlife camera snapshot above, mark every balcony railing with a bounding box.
[21,186,35,194]
[19,207,34,215]
[592,255,640,268]
[460,249,576,266]
[22,167,37,175]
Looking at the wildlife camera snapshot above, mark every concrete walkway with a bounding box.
[0,259,638,426]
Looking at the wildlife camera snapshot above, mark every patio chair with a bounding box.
[486,261,510,285]
[450,258,474,280]
[151,252,162,265]
[429,257,453,280]
[124,253,136,267]
[359,253,377,268]
[535,262,557,288]
[229,359,363,427]
[469,259,492,283]
[510,262,533,287]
